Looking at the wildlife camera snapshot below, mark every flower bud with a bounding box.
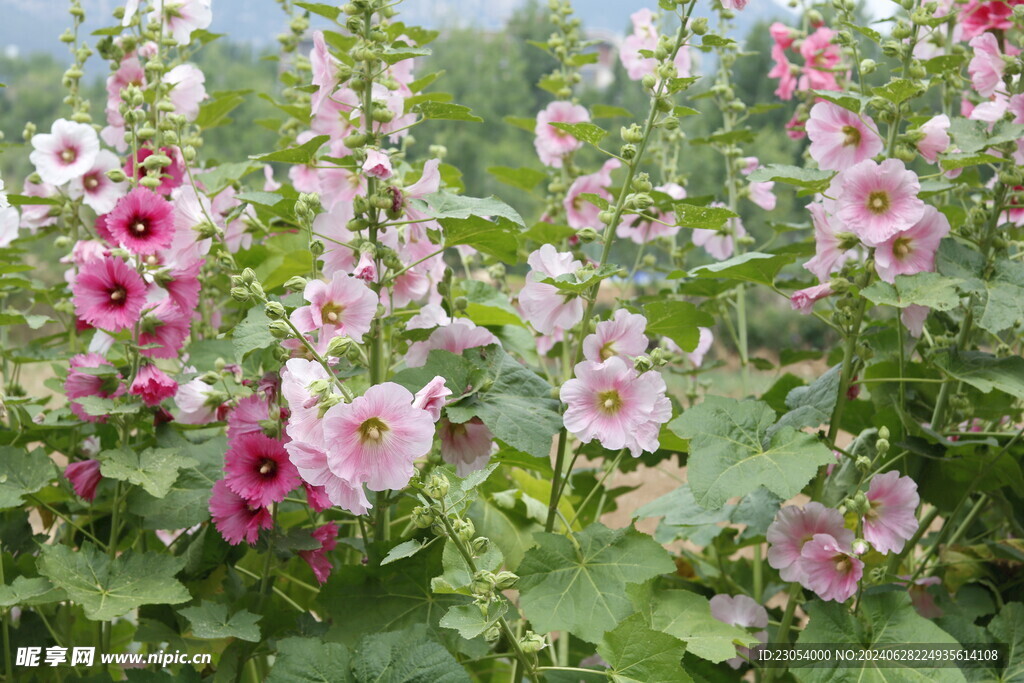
[230,287,251,303]
[620,123,644,143]
[325,335,355,358]
[283,276,308,291]
[471,537,490,555]
[520,632,546,653]
[424,473,450,499]
[855,455,872,471]
[451,517,475,543]
[472,569,497,596]
[860,58,877,75]
[633,355,653,372]
[264,301,287,320]
[851,538,869,555]
[310,239,325,256]
[483,624,501,642]
[641,73,657,90]
[620,143,637,160]
[494,570,519,590]
[411,505,434,528]
[690,17,708,35]
[875,438,890,455]
[576,226,599,243]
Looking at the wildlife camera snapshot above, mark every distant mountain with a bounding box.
[0,0,795,58]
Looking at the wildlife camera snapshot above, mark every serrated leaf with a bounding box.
[985,602,1024,682]
[100,447,196,499]
[517,523,674,643]
[673,203,737,230]
[350,625,467,683]
[539,264,620,294]
[233,306,276,361]
[649,590,760,663]
[268,637,353,683]
[250,134,329,164]
[0,446,57,509]
[643,301,715,352]
[747,164,834,192]
[439,600,508,640]
[294,2,341,19]
[381,539,430,566]
[939,151,1005,170]
[438,215,521,262]
[179,601,261,642]
[419,193,524,226]
[872,78,921,105]
[812,90,869,113]
[548,121,608,146]
[772,364,841,434]
[862,272,964,310]
[38,543,189,621]
[195,91,247,130]
[591,104,634,119]
[0,576,66,608]
[127,431,225,529]
[414,101,483,122]
[690,252,796,286]
[598,613,691,683]
[933,350,1024,399]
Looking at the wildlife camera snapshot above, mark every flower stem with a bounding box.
[765,583,802,683]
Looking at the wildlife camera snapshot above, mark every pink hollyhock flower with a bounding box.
[799,533,864,602]
[768,44,798,100]
[72,256,147,331]
[835,159,925,246]
[560,357,672,458]
[163,63,208,121]
[138,299,191,359]
[969,32,1006,97]
[0,208,19,248]
[790,282,834,314]
[863,471,920,555]
[209,479,273,546]
[406,319,499,368]
[362,150,393,180]
[692,205,746,260]
[804,202,855,283]
[299,522,339,584]
[739,157,776,211]
[30,119,100,186]
[439,418,494,476]
[412,376,451,422]
[519,244,585,335]
[67,150,127,214]
[770,22,796,50]
[291,272,378,341]
[664,327,715,366]
[281,358,335,445]
[619,9,691,81]
[322,382,435,491]
[721,0,748,8]
[151,0,212,45]
[319,166,366,210]
[901,304,930,338]
[105,187,176,255]
[917,115,951,163]
[408,303,451,330]
[304,482,332,513]
[224,433,300,507]
[799,28,842,92]
[65,460,103,501]
[163,259,203,314]
[175,377,221,424]
[315,204,356,277]
[310,31,341,116]
[874,206,950,284]
[126,147,185,195]
[227,394,271,443]
[564,159,620,229]
[19,180,59,231]
[901,575,944,618]
[286,440,372,515]
[960,0,1023,38]
[65,353,125,422]
[767,502,853,582]
[534,101,590,168]
[354,251,377,282]
[806,102,883,171]
[583,309,649,363]
[710,594,768,669]
[129,364,177,406]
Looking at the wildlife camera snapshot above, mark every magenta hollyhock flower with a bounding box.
[560,357,672,458]
[105,187,176,255]
[209,479,273,546]
[790,282,835,314]
[299,522,339,584]
[804,202,855,283]
[304,482,332,513]
[322,382,435,491]
[72,256,147,332]
[164,259,202,314]
[65,460,103,501]
[224,433,301,507]
[286,440,372,515]
[138,300,192,359]
[125,147,185,195]
[310,31,341,115]
[835,159,925,247]
[874,206,950,284]
[439,418,494,476]
[412,376,451,422]
[617,182,685,244]
[406,319,499,368]
[564,159,620,229]
[151,0,212,45]
[960,0,1023,38]
[969,32,1006,97]
[709,594,768,669]
[163,64,207,121]
[799,533,863,602]
[227,394,271,443]
[534,101,590,168]
[67,150,127,214]
[799,27,841,92]
[917,115,951,163]
[30,118,100,186]
[519,244,585,335]
[362,150,393,180]
[129,364,177,407]
[583,309,649,363]
[692,206,747,260]
[806,102,883,171]
[767,502,853,582]
[290,272,378,341]
[863,471,920,555]
[770,22,796,50]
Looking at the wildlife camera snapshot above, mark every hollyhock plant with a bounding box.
[163,63,208,121]
[72,255,148,331]
[534,101,590,168]
[224,433,300,507]
[439,418,494,476]
[30,118,100,186]
[285,440,372,515]
[290,272,378,341]
[560,357,671,458]
[299,523,339,584]
[582,309,649,363]
[68,150,127,214]
[874,206,950,284]
[105,187,176,255]
[564,159,621,229]
[834,159,925,246]
[152,0,213,45]
[739,158,776,211]
[209,479,273,546]
[405,319,499,368]
[138,299,192,359]
[65,353,125,422]
[519,244,585,335]
[411,376,451,422]
[709,594,768,669]
[805,102,883,171]
[129,364,178,406]
[799,533,864,602]
[863,471,920,554]
[65,460,103,502]
[767,502,853,582]
[692,207,746,260]
[968,33,1006,98]
[322,382,435,491]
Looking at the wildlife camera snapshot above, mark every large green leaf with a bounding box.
[178,601,261,642]
[516,523,674,643]
[233,306,276,361]
[438,215,521,262]
[439,600,508,640]
[350,625,469,683]
[0,446,56,509]
[487,166,547,193]
[933,350,1024,399]
[772,364,841,433]
[689,252,796,286]
[643,301,715,352]
[648,589,760,663]
[267,637,353,683]
[548,121,608,146]
[418,193,524,226]
[414,101,483,122]
[38,543,190,621]
[100,447,197,499]
[861,272,964,310]
[127,431,225,529]
[597,613,691,683]
[673,203,738,230]
[746,165,834,193]
[986,602,1024,682]
[0,576,66,608]
[670,397,834,509]
[250,134,329,164]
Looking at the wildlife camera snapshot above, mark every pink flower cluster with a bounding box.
[768,24,844,101]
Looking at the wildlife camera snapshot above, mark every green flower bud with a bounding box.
[472,569,497,596]
[264,301,287,320]
[471,537,490,555]
[411,505,434,528]
[105,168,127,183]
[691,17,708,35]
[283,276,308,291]
[325,335,355,358]
[230,287,251,303]
[494,570,519,590]
[597,210,615,225]
[875,438,890,455]
[424,473,450,500]
[451,517,475,543]
[633,355,653,373]
[576,226,599,243]
[139,175,162,191]
[641,73,657,90]
[851,538,869,555]
[520,631,546,653]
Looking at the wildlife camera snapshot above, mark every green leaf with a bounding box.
[196,161,262,196]
[701,34,735,47]
[939,151,1005,170]
[38,543,190,621]
[419,193,524,226]
[747,165,834,192]
[250,134,329,164]
[73,395,144,417]
[812,90,869,113]
[4,194,61,207]
[381,539,431,566]
[670,397,835,509]
[689,252,796,287]
[649,590,760,663]
[0,576,66,608]
[350,625,467,683]
[597,613,691,683]
[294,2,341,19]
[934,350,1024,399]
[517,523,675,643]
[487,166,547,193]
[973,259,1024,335]
[539,264,621,294]
[0,446,57,509]
[673,203,738,230]
[796,590,966,682]
[127,431,225,529]
[457,280,525,327]
[438,215,521,262]
[861,271,964,310]
[414,101,483,122]
[986,602,1024,682]
[773,364,841,433]
[268,637,353,683]
[100,447,197,499]
[642,301,715,352]
[439,600,508,640]
[872,78,921,105]
[504,115,536,133]
[548,121,608,147]
[178,601,261,642]
[195,91,247,130]
[233,307,276,361]
[591,104,634,119]
[672,105,701,117]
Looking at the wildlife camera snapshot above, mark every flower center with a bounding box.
[84,175,100,190]
[258,458,277,477]
[841,125,861,147]
[599,341,617,361]
[597,389,622,414]
[867,191,890,215]
[109,286,127,303]
[321,302,344,325]
[834,554,853,574]
[132,220,148,235]
[892,237,912,259]
[358,416,389,443]
[61,148,77,163]
[146,255,159,266]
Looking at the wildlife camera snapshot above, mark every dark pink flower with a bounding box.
[65,459,102,501]
[129,364,177,406]
[65,352,125,422]
[960,0,1022,38]
[138,300,192,359]
[299,522,338,584]
[125,147,185,195]
[209,479,273,546]
[304,482,332,513]
[223,433,301,507]
[72,256,148,332]
[105,187,176,255]
[799,533,863,602]
[228,394,272,444]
